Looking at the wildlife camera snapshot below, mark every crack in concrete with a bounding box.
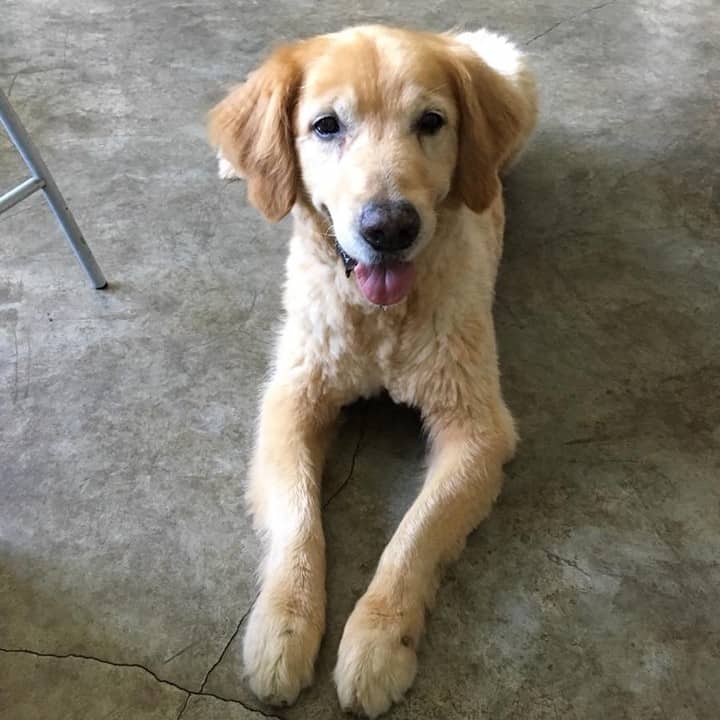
[0,646,283,720]
[175,693,191,720]
[542,549,592,578]
[323,410,369,509]
[525,0,619,45]
[198,603,254,694]
[163,640,199,665]
[7,72,18,98]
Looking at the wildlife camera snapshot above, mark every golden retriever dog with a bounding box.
[208,25,537,717]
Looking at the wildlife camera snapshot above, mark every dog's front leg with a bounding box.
[334,407,516,717]
[243,378,338,706]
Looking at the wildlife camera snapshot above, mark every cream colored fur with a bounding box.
[209,25,537,718]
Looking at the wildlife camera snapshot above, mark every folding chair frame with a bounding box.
[0,88,107,288]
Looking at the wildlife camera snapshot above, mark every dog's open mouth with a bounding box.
[334,240,415,306]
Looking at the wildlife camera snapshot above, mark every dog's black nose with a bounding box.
[359,200,421,252]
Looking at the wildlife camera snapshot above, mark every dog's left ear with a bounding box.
[448,42,531,214]
[208,44,305,222]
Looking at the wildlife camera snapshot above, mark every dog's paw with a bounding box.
[243,594,322,707]
[334,599,419,718]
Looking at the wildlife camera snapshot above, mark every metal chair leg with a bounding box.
[0,88,107,289]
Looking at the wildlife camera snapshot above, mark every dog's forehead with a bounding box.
[301,28,453,113]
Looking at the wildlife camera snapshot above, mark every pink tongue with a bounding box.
[355,261,416,306]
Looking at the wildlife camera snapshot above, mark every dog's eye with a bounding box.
[312,114,341,138]
[417,111,445,135]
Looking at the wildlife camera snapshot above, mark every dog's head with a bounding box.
[209,26,523,305]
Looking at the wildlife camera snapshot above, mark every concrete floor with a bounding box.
[1,1,718,718]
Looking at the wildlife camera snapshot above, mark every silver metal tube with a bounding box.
[0,176,45,214]
[0,88,107,288]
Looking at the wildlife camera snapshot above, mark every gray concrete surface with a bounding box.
[1,1,718,718]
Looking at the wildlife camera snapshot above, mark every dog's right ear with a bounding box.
[208,44,305,222]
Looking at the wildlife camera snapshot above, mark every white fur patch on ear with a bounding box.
[454,29,523,78]
[453,27,537,174]
[217,150,241,180]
